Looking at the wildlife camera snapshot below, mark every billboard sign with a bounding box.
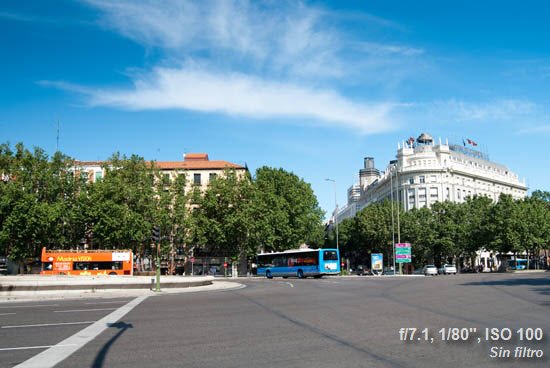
[371,253,383,271]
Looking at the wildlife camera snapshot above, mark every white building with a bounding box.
[336,133,527,224]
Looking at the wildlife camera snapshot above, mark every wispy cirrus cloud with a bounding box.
[45,65,397,133]
[29,0,428,133]
[423,98,538,123]
[516,124,550,135]
[83,0,345,78]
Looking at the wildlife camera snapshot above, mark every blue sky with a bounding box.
[1,0,549,218]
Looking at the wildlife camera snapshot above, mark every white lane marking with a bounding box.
[0,304,60,309]
[285,282,294,288]
[54,308,117,313]
[14,295,148,368]
[0,313,16,316]
[0,344,77,352]
[2,321,95,329]
[84,301,128,305]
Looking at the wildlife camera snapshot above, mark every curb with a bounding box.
[0,280,212,292]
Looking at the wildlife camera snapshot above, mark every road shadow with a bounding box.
[460,277,550,287]
[460,277,550,306]
[92,321,133,368]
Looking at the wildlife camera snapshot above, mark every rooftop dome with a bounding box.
[417,133,433,144]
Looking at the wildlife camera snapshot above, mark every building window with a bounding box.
[418,188,427,207]
[408,188,415,208]
[446,187,450,200]
[457,189,461,200]
[430,175,436,183]
[193,173,201,186]
[209,173,217,183]
[419,176,425,183]
[409,177,414,184]
[430,187,438,202]
[95,171,103,181]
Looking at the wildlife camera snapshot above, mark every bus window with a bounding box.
[323,251,338,261]
[74,262,89,270]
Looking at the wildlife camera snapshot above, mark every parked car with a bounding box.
[438,264,457,275]
[356,265,369,276]
[422,265,438,276]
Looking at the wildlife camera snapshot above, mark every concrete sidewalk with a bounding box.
[0,275,243,302]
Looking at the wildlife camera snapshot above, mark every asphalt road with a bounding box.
[1,273,548,368]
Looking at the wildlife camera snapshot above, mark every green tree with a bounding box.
[462,195,493,266]
[0,143,87,269]
[350,201,393,266]
[400,206,436,266]
[488,194,522,262]
[430,201,466,265]
[516,195,549,268]
[252,167,324,251]
[87,153,157,251]
[193,169,255,274]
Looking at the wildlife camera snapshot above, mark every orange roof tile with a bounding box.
[74,154,246,171]
[184,153,209,161]
[156,160,245,170]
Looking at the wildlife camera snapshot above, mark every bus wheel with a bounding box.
[266,270,273,279]
[313,275,322,279]
[109,272,117,276]
[297,270,304,279]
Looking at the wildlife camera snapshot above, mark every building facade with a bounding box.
[74,153,248,276]
[74,153,247,187]
[336,133,527,224]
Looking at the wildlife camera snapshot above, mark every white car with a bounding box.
[422,265,438,276]
[438,264,457,275]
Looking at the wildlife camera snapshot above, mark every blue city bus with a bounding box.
[256,248,340,279]
[508,259,528,270]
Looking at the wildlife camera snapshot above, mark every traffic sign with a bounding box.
[395,243,412,263]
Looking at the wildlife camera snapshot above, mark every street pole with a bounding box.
[325,178,339,250]
[396,165,402,275]
[155,242,161,292]
[390,166,396,275]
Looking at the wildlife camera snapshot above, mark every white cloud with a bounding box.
[83,0,343,78]
[516,124,550,135]
[425,98,538,122]
[354,42,424,57]
[71,66,396,133]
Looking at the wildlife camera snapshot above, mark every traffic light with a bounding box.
[151,226,160,243]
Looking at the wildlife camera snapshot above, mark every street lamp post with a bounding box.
[394,164,402,275]
[390,166,396,276]
[325,179,339,250]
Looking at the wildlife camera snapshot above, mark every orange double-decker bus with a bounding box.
[40,247,133,276]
